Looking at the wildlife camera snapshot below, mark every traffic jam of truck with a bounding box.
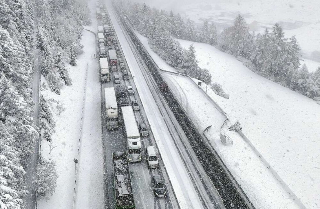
[97,4,167,208]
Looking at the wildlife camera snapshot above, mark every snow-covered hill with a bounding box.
[131,0,320,71]
[136,31,320,208]
[179,39,320,208]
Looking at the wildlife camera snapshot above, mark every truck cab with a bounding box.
[146,146,158,169]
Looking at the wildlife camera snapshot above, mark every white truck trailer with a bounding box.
[100,58,110,82]
[121,106,142,162]
[98,25,104,33]
[104,87,118,130]
[108,49,117,66]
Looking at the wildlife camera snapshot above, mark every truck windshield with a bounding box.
[128,149,141,154]
[149,156,157,161]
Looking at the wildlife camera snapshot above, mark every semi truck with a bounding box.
[100,58,110,82]
[121,106,142,162]
[104,87,118,130]
[109,49,117,66]
[113,151,135,209]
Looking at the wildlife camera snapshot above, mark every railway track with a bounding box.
[112,3,255,208]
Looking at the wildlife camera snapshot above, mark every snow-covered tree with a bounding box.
[1,0,90,206]
[218,15,254,59]
[312,67,320,88]
[290,64,319,98]
[35,158,57,199]
[40,95,55,142]
[0,122,27,209]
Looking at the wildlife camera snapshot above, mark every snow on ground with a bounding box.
[131,0,320,71]
[178,39,320,209]
[164,74,299,208]
[38,10,104,209]
[136,31,320,208]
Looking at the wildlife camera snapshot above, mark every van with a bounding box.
[151,174,167,198]
[114,74,120,84]
[146,146,158,169]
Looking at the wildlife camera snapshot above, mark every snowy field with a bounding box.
[131,0,320,72]
[37,1,104,208]
[136,31,320,208]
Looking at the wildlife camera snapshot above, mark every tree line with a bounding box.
[117,1,320,99]
[116,1,212,84]
[0,0,89,208]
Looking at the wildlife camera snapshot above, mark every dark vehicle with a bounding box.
[114,74,120,84]
[151,175,167,198]
[99,46,107,58]
[122,70,129,80]
[159,81,168,92]
[113,152,135,209]
[119,96,130,107]
[127,86,134,95]
[120,62,126,71]
[138,123,148,137]
[131,100,139,111]
[115,85,127,98]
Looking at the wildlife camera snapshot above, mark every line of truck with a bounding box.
[97,3,168,208]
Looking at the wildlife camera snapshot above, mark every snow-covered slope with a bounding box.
[136,30,320,208]
[131,0,320,71]
[179,39,320,209]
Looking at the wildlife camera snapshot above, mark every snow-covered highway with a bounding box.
[105,0,227,208]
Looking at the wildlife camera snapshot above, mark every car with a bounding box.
[151,175,167,198]
[122,70,129,80]
[120,62,126,71]
[111,65,117,72]
[115,85,126,98]
[127,86,134,95]
[131,100,140,111]
[119,96,130,107]
[139,123,148,137]
[99,47,107,58]
[114,74,120,84]
[146,146,158,169]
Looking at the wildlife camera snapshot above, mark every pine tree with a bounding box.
[185,19,196,41]
[312,67,320,88]
[208,22,218,46]
[219,15,253,58]
[0,122,26,209]
[35,158,57,199]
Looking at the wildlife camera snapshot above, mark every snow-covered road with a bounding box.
[38,1,105,207]
[74,36,104,208]
[105,0,207,208]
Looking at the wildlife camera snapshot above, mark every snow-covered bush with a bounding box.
[35,159,58,199]
[40,96,56,142]
[211,83,229,99]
